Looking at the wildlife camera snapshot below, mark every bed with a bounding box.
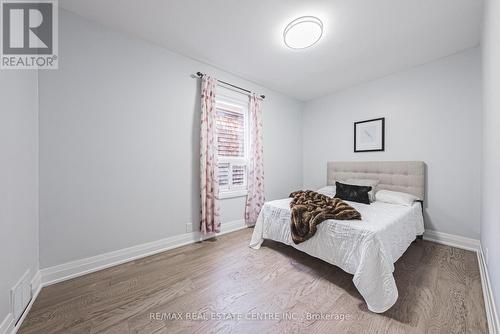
[249,161,425,313]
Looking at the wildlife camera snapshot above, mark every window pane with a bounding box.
[216,108,245,158]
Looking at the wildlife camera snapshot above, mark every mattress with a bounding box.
[249,198,425,313]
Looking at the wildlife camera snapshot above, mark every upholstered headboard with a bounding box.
[327,161,425,200]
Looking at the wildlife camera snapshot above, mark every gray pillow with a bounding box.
[316,186,336,197]
[344,179,379,202]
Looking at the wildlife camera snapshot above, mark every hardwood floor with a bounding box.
[19,228,488,334]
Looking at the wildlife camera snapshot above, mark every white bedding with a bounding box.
[249,198,425,313]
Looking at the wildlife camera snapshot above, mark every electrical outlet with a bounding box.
[186,223,193,233]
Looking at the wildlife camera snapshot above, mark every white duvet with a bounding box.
[249,198,425,313]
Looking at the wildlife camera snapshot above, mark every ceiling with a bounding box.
[60,0,483,101]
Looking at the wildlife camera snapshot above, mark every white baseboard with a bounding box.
[0,314,13,334]
[40,219,248,286]
[1,271,43,334]
[423,229,480,252]
[478,246,499,334]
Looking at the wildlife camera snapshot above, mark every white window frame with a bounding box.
[215,93,249,199]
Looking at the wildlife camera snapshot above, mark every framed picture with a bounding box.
[354,117,385,152]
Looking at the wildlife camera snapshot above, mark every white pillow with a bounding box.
[316,186,336,198]
[375,190,420,206]
[344,179,380,202]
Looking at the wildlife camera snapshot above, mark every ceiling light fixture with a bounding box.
[283,16,323,49]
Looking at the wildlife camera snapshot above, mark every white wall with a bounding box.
[38,11,303,268]
[302,48,481,239]
[0,71,39,324]
[481,0,500,315]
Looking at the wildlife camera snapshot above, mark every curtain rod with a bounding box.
[196,72,265,99]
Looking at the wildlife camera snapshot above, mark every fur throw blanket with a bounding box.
[289,190,362,244]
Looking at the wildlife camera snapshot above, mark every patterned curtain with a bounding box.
[200,76,221,234]
[245,94,265,224]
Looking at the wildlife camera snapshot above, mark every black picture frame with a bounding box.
[354,117,385,152]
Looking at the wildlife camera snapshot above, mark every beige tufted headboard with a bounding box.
[327,161,425,200]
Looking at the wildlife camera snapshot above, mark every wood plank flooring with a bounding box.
[18,228,488,334]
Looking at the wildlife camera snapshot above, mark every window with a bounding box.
[215,96,249,199]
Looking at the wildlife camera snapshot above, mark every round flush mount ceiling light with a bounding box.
[283,16,323,49]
